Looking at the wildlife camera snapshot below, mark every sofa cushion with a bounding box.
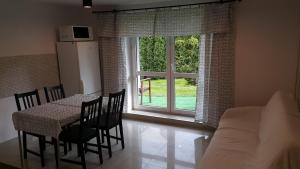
[244,91,300,169]
[245,114,300,169]
[259,91,299,142]
[199,127,259,169]
[198,107,262,169]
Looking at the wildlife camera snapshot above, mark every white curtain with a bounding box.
[195,33,234,127]
[195,34,212,122]
[98,37,129,111]
[295,41,300,110]
[97,4,232,37]
[97,3,234,126]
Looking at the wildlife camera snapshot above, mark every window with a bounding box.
[132,36,200,115]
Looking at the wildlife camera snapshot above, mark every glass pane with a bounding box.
[138,37,167,72]
[175,36,200,73]
[175,78,197,111]
[137,76,167,108]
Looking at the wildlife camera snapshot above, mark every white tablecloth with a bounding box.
[12,94,107,138]
[51,94,100,107]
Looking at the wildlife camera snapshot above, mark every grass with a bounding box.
[139,78,197,111]
[142,78,196,96]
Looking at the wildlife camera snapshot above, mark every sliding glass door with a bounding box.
[171,36,199,114]
[132,36,200,115]
[134,37,169,111]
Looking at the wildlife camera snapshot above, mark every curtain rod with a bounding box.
[92,0,241,14]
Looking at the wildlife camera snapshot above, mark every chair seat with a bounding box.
[60,125,97,143]
[89,115,118,129]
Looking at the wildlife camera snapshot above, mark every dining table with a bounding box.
[12,94,108,169]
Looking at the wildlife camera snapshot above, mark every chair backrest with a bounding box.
[44,84,65,103]
[14,89,41,111]
[79,96,103,136]
[106,89,126,126]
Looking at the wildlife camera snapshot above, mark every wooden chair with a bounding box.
[88,89,126,158]
[44,84,65,103]
[14,89,45,167]
[44,84,71,153]
[139,78,152,104]
[57,97,103,169]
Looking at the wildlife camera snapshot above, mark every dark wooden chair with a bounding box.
[88,89,125,158]
[44,84,65,103]
[57,97,103,169]
[44,84,71,153]
[14,89,45,167]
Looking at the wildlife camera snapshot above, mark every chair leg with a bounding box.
[79,143,86,169]
[96,132,103,164]
[63,141,67,155]
[53,138,59,169]
[42,136,46,151]
[115,126,119,144]
[38,137,45,167]
[84,143,88,153]
[22,132,27,159]
[106,129,112,158]
[77,144,81,157]
[119,123,125,149]
[101,129,105,143]
[66,126,72,151]
[68,142,72,151]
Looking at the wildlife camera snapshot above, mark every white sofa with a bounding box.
[199,91,300,169]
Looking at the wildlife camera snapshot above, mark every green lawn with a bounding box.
[139,78,197,111]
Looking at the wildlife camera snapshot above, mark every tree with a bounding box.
[139,35,200,85]
[175,35,200,85]
[139,37,166,72]
[175,35,199,73]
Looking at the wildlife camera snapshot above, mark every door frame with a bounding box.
[132,36,198,116]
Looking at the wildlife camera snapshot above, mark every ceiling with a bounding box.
[38,0,175,6]
[35,0,215,9]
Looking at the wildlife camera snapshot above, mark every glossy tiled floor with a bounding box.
[0,120,212,169]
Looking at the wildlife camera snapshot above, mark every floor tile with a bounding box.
[0,120,212,169]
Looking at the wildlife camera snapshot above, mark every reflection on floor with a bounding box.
[0,120,212,169]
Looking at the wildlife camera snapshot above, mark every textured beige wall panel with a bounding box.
[0,54,60,98]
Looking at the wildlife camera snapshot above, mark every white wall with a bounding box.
[0,0,97,143]
[0,97,19,143]
[0,0,97,57]
[234,0,300,106]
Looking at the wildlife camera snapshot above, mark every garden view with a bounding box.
[138,35,200,112]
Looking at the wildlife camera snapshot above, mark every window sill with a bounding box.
[123,110,214,131]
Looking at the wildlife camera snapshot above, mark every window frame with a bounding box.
[131,36,199,116]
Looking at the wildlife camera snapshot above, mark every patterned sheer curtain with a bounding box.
[97,12,129,111]
[195,33,234,127]
[97,4,232,37]
[98,37,129,112]
[97,3,234,127]
[295,40,300,110]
